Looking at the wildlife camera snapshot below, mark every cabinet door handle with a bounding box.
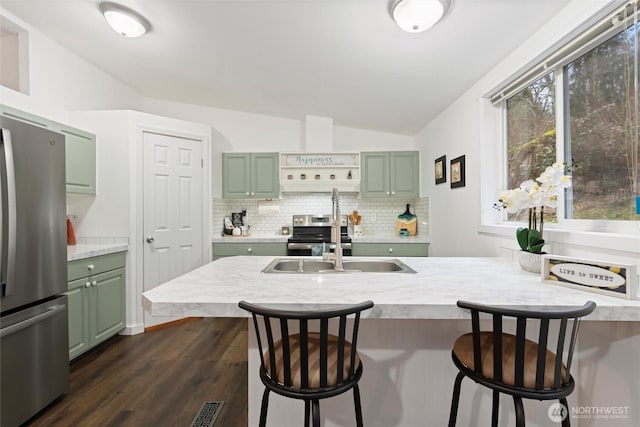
[92,280,98,287]
[247,247,252,253]
[85,281,91,288]
[386,191,390,196]
[391,191,396,195]
[146,236,155,243]
[245,192,250,196]
[388,248,393,253]
[251,192,255,196]
[87,264,95,271]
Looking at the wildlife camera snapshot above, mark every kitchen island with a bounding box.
[142,256,640,427]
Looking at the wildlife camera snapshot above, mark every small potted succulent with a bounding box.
[494,162,571,272]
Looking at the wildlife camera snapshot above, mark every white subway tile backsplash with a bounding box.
[213,194,429,236]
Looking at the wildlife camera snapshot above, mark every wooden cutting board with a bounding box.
[396,217,417,236]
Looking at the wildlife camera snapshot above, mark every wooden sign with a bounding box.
[542,255,637,299]
[283,153,357,166]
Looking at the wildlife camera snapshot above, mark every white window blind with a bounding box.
[490,0,639,105]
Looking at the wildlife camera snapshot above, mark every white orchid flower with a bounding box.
[495,162,571,217]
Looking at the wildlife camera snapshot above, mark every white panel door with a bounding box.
[143,132,202,325]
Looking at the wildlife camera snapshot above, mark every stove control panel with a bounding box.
[292,214,348,227]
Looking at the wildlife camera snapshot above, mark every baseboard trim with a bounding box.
[121,323,145,336]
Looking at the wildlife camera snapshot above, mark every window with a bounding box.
[565,22,638,220]
[506,73,556,222]
[501,2,639,224]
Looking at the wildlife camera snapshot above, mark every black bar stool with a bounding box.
[239,300,374,427]
[448,300,596,427]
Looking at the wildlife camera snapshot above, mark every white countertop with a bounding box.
[142,256,640,321]
[67,243,128,261]
[211,233,430,244]
[212,234,290,243]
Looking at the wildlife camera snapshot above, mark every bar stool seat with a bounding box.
[240,300,374,427]
[265,332,360,389]
[448,300,596,427]
[453,331,566,389]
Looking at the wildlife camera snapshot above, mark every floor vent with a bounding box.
[190,401,224,427]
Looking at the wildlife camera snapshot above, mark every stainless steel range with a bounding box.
[287,214,352,256]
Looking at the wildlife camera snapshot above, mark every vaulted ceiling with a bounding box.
[1,0,571,134]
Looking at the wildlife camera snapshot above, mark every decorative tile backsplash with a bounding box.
[213,194,429,236]
[73,236,130,245]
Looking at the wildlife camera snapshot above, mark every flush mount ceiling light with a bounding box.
[99,2,151,38]
[392,0,449,33]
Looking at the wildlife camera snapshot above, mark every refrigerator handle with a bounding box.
[0,303,66,338]
[0,129,17,296]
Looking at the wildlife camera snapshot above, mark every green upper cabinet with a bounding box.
[1,104,53,129]
[361,151,419,198]
[1,105,96,195]
[222,152,279,199]
[54,123,96,195]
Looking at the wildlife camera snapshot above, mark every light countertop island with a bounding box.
[142,257,640,427]
[142,256,639,321]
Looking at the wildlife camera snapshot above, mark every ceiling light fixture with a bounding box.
[392,0,448,33]
[99,2,151,38]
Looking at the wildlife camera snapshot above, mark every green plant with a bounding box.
[516,226,545,254]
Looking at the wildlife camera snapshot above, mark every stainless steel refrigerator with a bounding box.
[1,116,69,426]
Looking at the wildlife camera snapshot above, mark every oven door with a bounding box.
[287,242,352,257]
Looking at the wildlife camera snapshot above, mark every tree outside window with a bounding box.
[565,22,638,220]
[504,20,638,223]
[506,73,557,222]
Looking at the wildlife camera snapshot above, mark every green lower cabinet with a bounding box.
[212,242,287,260]
[65,252,126,360]
[65,281,90,359]
[352,243,429,257]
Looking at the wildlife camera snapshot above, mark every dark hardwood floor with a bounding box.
[25,317,248,427]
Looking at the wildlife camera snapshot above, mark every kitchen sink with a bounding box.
[261,258,417,274]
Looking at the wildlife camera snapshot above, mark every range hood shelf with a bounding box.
[280,152,360,193]
[280,179,360,193]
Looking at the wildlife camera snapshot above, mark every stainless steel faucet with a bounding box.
[323,188,344,271]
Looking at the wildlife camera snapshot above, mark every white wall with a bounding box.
[0,7,142,121]
[142,97,415,198]
[416,0,639,266]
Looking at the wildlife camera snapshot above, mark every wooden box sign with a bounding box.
[542,255,638,300]
[284,154,357,166]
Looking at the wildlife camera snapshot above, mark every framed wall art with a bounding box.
[450,155,465,188]
[434,155,446,185]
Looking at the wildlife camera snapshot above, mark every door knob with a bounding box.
[146,236,155,243]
